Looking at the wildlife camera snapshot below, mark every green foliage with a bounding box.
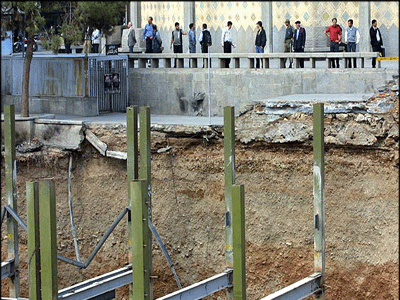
[74,1,128,38]
[50,34,61,54]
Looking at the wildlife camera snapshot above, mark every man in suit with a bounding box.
[127,22,136,53]
[293,20,306,68]
[370,19,383,68]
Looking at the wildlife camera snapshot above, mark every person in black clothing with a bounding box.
[293,20,306,68]
[199,23,212,67]
[370,19,383,68]
[255,21,266,68]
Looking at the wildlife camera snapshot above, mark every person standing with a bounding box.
[283,19,294,68]
[370,19,383,68]
[221,21,236,68]
[142,16,154,53]
[128,22,136,53]
[199,23,212,67]
[325,18,342,68]
[254,21,266,68]
[293,20,306,68]
[91,25,100,53]
[83,26,91,54]
[170,22,188,54]
[127,22,137,53]
[152,24,162,53]
[345,19,360,68]
[189,23,196,53]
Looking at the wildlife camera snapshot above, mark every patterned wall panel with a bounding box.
[140,1,184,31]
[272,1,360,29]
[371,2,399,28]
[195,1,262,31]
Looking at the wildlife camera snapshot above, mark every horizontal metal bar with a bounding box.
[1,258,15,279]
[156,270,233,300]
[58,264,132,300]
[260,273,322,300]
[5,205,27,231]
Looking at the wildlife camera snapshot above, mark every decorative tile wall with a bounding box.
[371,2,399,28]
[273,2,360,29]
[140,1,184,31]
[194,1,262,30]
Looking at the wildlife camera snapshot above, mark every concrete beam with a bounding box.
[262,2,273,53]
[359,2,371,53]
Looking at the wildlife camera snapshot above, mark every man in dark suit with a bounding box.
[369,19,383,68]
[293,20,306,68]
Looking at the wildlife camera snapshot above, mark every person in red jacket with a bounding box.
[325,18,342,68]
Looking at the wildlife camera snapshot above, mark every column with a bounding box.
[130,1,142,28]
[359,2,371,53]
[262,2,273,53]
[184,1,195,30]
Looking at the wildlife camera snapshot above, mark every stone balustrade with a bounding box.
[127,52,382,69]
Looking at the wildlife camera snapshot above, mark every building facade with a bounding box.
[130,1,399,57]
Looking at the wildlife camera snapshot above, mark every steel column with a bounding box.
[232,184,246,300]
[130,180,147,300]
[27,182,41,300]
[313,103,325,300]
[140,106,152,299]
[4,104,19,297]
[224,106,235,298]
[127,105,139,298]
[39,180,58,300]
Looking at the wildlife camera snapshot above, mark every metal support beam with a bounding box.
[127,105,139,298]
[224,106,235,298]
[4,104,20,297]
[313,103,326,300]
[140,106,152,299]
[58,265,133,300]
[260,273,322,300]
[130,180,147,300]
[232,184,246,300]
[1,258,15,280]
[148,219,182,289]
[27,182,41,300]
[156,270,233,300]
[39,179,58,300]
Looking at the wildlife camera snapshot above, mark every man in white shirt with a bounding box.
[221,21,236,68]
[345,19,360,68]
[91,25,100,53]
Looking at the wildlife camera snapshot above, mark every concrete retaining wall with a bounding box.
[129,68,398,116]
[1,95,97,117]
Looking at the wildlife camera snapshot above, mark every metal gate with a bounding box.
[88,55,129,114]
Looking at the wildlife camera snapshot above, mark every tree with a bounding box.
[2,2,45,117]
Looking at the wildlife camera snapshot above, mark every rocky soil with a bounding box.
[1,83,398,299]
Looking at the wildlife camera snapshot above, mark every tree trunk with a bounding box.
[21,36,34,117]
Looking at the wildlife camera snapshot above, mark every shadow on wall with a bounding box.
[177,90,205,116]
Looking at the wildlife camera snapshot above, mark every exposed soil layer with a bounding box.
[1,128,398,299]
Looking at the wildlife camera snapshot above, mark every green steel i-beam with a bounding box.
[313,103,326,300]
[4,104,20,298]
[27,182,41,300]
[130,180,147,300]
[224,106,236,299]
[224,106,235,267]
[232,184,246,300]
[39,179,58,300]
[127,105,139,298]
[139,106,152,299]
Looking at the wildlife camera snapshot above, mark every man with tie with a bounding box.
[293,20,306,68]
